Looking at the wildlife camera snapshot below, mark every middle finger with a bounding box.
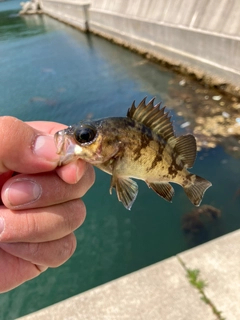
[0,199,86,243]
[1,165,94,210]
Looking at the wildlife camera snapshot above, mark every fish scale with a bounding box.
[55,97,212,210]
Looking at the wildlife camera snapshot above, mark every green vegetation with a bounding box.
[186,268,206,291]
[178,257,225,320]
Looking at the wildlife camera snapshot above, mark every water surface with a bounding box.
[1,2,240,319]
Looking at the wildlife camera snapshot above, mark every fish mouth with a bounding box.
[55,130,67,155]
[54,128,104,165]
[54,129,81,165]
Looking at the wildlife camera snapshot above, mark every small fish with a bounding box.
[55,98,212,210]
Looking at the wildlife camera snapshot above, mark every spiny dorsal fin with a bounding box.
[169,134,197,169]
[127,97,175,141]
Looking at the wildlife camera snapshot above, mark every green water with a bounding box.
[1,2,240,319]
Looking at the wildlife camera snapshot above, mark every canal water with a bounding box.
[1,1,240,318]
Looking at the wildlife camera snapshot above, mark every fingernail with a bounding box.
[34,135,58,162]
[0,217,5,235]
[6,179,42,207]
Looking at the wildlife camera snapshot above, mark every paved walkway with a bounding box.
[18,229,240,320]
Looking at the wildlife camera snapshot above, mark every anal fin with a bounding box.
[147,182,174,202]
[110,176,138,210]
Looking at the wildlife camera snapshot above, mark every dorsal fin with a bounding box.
[127,97,175,141]
[168,134,197,168]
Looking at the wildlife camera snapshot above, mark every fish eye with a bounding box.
[74,126,97,144]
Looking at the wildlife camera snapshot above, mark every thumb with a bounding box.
[0,116,63,174]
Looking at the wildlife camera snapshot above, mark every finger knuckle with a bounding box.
[24,214,39,241]
[0,117,23,146]
[27,242,41,257]
[63,199,86,233]
[53,234,77,267]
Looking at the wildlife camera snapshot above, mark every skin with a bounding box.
[0,116,95,293]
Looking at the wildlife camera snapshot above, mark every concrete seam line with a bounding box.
[177,256,225,320]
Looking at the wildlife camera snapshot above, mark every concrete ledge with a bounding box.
[18,229,240,320]
[18,259,213,320]
[179,229,240,320]
[40,0,90,31]
[38,0,240,95]
[90,9,240,88]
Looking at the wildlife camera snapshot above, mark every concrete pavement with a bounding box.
[18,229,240,320]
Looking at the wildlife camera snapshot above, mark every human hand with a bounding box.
[0,116,95,293]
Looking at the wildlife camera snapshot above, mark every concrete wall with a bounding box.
[40,0,90,30]
[39,0,240,93]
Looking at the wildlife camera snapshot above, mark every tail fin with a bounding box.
[184,175,212,206]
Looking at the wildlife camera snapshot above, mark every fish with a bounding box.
[54,97,212,210]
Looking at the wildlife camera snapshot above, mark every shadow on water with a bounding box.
[1,2,240,319]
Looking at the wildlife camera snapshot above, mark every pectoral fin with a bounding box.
[110,176,138,210]
[147,182,174,202]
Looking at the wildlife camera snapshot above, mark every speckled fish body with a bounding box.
[55,98,212,210]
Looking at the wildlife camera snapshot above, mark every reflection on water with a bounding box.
[1,2,240,319]
[0,10,47,41]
